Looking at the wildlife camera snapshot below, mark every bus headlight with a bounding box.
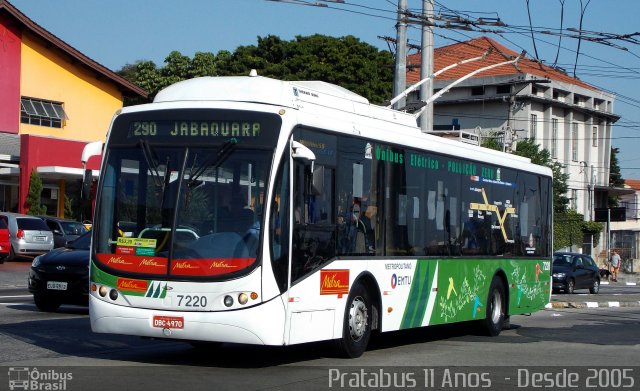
[238,293,248,305]
[98,285,108,297]
[223,295,234,307]
[109,289,119,301]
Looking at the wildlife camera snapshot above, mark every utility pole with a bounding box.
[392,0,408,110]
[419,0,434,132]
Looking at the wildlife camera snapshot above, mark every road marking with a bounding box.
[0,302,34,306]
[626,282,637,286]
[0,295,33,298]
[608,301,620,307]
[585,302,599,308]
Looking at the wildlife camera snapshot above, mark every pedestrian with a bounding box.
[610,250,621,282]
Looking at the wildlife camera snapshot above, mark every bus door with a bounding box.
[285,139,337,344]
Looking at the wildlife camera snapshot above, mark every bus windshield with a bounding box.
[93,109,281,280]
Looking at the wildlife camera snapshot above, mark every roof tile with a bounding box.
[407,36,595,91]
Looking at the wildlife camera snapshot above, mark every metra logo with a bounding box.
[320,269,349,295]
[209,261,236,269]
[107,256,133,265]
[391,273,412,289]
[172,261,199,270]
[139,259,164,268]
[117,278,148,292]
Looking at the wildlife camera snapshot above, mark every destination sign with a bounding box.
[128,120,261,139]
[110,109,281,146]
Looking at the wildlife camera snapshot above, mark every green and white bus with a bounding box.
[88,73,552,358]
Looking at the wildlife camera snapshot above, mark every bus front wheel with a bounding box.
[336,282,372,358]
[482,276,506,337]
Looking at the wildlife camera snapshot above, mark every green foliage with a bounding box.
[608,147,624,207]
[553,210,584,251]
[581,219,603,247]
[26,170,46,216]
[513,139,570,213]
[552,210,604,250]
[480,133,502,151]
[117,34,394,104]
[64,195,75,220]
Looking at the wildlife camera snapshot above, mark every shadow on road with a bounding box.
[0,309,637,368]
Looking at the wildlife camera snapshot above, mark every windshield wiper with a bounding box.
[187,138,238,188]
[140,140,163,188]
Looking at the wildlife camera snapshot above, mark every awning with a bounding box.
[37,166,99,180]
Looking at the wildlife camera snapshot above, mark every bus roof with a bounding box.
[138,74,551,177]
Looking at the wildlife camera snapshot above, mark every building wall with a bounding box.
[426,76,617,259]
[19,31,122,142]
[0,14,21,133]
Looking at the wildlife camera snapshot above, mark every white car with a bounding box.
[0,212,54,260]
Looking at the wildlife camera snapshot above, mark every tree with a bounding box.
[483,138,570,213]
[482,138,578,250]
[514,139,570,213]
[117,34,394,105]
[608,147,624,207]
[26,170,46,216]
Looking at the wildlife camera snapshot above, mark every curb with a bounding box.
[547,301,640,309]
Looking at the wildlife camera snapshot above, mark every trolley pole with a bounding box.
[393,0,408,110]
[419,0,434,132]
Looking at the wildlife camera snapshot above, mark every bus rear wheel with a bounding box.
[482,276,506,337]
[336,282,371,358]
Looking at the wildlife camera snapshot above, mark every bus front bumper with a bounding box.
[89,295,286,346]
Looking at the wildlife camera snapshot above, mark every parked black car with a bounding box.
[39,216,89,248]
[552,252,600,294]
[28,231,91,311]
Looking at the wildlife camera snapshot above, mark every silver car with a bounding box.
[0,212,54,260]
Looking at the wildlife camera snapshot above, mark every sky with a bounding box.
[9,0,640,180]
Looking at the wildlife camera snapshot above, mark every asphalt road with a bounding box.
[2,260,640,390]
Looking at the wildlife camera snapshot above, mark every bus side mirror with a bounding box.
[82,169,92,201]
[81,140,102,201]
[291,140,324,195]
[291,140,316,166]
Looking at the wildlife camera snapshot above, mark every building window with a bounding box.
[551,118,558,158]
[572,122,579,161]
[20,97,67,128]
[496,84,511,94]
[471,86,485,96]
[530,114,537,140]
[592,126,598,147]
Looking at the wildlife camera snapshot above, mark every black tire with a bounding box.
[336,282,372,358]
[34,294,61,312]
[482,276,506,337]
[589,278,600,294]
[7,246,15,261]
[566,278,575,294]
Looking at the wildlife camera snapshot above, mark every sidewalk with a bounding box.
[548,271,640,309]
